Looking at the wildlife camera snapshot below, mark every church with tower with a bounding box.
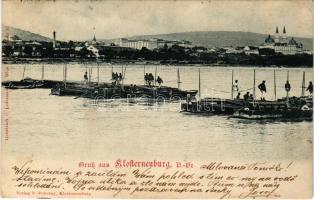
[260,26,304,55]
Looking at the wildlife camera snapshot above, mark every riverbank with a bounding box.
[2,57,312,68]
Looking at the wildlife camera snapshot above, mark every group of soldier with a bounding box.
[233,79,313,101]
[112,72,123,84]
[83,71,124,85]
[84,71,164,87]
[144,73,163,86]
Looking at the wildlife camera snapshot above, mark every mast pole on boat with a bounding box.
[22,65,26,80]
[65,64,67,87]
[286,71,289,100]
[122,65,125,86]
[120,65,123,86]
[111,64,113,80]
[97,63,100,84]
[301,71,305,96]
[231,70,234,99]
[198,68,201,99]
[273,70,276,100]
[154,65,157,86]
[89,67,92,85]
[88,67,90,85]
[285,70,290,106]
[41,64,44,81]
[144,64,146,85]
[64,63,67,88]
[253,69,256,100]
[177,68,181,90]
[91,67,92,84]
[91,65,93,83]
[122,65,126,86]
[62,64,65,83]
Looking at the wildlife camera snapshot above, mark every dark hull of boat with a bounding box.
[232,108,313,120]
[181,98,245,115]
[51,85,198,100]
[181,96,313,121]
[5,84,43,89]
[3,78,197,100]
[231,97,313,120]
[4,81,46,89]
[3,79,74,89]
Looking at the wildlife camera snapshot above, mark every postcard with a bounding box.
[1,0,313,199]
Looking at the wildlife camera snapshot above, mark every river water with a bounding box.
[2,63,313,161]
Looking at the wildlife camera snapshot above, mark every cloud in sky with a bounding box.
[3,0,313,41]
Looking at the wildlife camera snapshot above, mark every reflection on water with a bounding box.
[2,64,313,161]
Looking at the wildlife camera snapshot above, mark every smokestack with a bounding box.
[53,31,56,49]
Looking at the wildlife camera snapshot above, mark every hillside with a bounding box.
[3,26,312,50]
[2,25,52,42]
[104,31,313,50]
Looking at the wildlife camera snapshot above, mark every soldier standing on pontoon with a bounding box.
[232,80,239,99]
[118,73,123,84]
[156,76,163,87]
[148,73,154,86]
[285,80,291,98]
[84,71,88,83]
[144,73,149,85]
[258,80,267,101]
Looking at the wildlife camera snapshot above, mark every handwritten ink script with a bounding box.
[6,160,305,198]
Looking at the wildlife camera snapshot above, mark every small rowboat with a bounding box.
[5,81,45,89]
[232,101,313,121]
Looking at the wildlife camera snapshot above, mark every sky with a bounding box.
[2,0,313,41]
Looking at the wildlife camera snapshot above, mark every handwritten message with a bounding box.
[6,160,306,199]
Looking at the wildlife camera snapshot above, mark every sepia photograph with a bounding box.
[1,0,313,199]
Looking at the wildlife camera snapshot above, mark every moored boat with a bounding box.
[181,98,246,114]
[50,82,198,100]
[231,97,313,120]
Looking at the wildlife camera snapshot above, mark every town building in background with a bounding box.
[2,26,312,66]
[116,38,158,50]
[260,26,304,55]
[115,38,192,50]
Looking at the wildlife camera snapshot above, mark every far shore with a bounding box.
[1,57,312,68]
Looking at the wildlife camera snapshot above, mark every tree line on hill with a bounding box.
[2,41,312,67]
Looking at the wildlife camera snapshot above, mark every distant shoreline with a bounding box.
[1,57,312,68]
